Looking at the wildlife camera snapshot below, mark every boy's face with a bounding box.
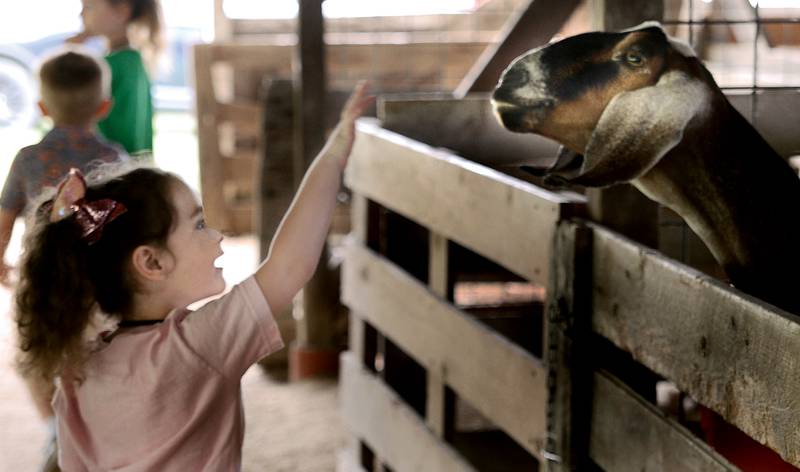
[80,0,130,38]
[160,181,226,307]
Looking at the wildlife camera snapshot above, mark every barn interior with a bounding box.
[0,0,799,470]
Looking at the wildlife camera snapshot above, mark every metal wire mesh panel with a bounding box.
[664,0,800,113]
[660,0,800,273]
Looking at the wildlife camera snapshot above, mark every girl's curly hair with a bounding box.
[15,165,180,381]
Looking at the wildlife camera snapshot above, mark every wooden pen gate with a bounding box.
[337,118,800,471]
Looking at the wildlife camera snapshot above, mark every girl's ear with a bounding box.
[131,245,173,281]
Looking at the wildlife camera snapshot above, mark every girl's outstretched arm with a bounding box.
[254,82,373,314]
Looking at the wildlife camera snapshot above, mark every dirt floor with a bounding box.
[0,231,346,471]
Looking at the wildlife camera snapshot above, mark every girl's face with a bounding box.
[162,181,225,307]
[80,0,130,38]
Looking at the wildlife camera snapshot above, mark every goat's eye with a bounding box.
[626,52,644,66]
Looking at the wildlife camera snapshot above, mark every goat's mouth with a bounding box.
[520,146,585,186]
[491,98,554,133]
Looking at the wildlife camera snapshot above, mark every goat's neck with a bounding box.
[633,102,800,308]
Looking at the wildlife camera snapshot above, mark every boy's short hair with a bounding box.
[38,48,110,126]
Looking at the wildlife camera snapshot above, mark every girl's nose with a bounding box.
[212,228,223,243]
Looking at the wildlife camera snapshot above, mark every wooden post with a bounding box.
[544,3,664,469]
[289,0,340,381]
[193,44,230,232]
[257,80,296,260]
[427,233,455,439]
[545,222,593,471]
[254,79,298,372]
[213,0,233,41]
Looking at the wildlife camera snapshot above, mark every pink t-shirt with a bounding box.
[53,276,284,471]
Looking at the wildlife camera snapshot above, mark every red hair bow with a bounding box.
[49,168,127,245]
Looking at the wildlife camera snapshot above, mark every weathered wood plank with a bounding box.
[342,243,548,458]
[346,119,585,285]
[591,224,800,466]
[427,232,452,438]
[340,353,476,472]
[544,222,593,471]
[590,370,737,472]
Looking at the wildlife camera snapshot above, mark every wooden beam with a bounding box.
[257,80,295,259]
[342,244,548,458]
[590,370,737,471]
[454,0,581,97]
[213,0,232,41]
[340,353,477,472]
[193,44,230,231]
[294,0,327,176]
[590,224,800,466]
[292,0,339,359]
[345,120,585,286]
[427,232,454,439]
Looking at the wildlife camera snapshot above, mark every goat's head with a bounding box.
[492,22,718,187]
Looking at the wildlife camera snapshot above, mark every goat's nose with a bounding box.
[493,65,529,103]
[500,65,529,89]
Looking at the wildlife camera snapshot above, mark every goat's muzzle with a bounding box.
[491,96,554,133]
[492,60,553,133]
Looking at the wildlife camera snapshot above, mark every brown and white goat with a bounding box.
[492,22,800,316]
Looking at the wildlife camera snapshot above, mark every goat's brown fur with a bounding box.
[492,23,800,316]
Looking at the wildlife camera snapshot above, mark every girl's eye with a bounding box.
[195,219,206,230]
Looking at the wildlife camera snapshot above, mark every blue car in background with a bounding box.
[0,27,201,128]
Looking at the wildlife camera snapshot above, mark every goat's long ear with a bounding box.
[578,71,709,185]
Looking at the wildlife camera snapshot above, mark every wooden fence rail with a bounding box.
[338,118,799,471]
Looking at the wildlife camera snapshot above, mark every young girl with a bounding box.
[15,82,372,470]
[68,0,163,156]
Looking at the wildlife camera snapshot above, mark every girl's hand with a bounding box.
[326,81,374,169]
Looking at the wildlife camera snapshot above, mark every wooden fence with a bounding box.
[336,118,800,471]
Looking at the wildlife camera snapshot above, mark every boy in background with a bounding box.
[0,48,127,285]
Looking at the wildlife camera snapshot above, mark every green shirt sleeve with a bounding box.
[98,49,154,155]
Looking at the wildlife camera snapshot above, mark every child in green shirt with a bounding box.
[68,0,163,157]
